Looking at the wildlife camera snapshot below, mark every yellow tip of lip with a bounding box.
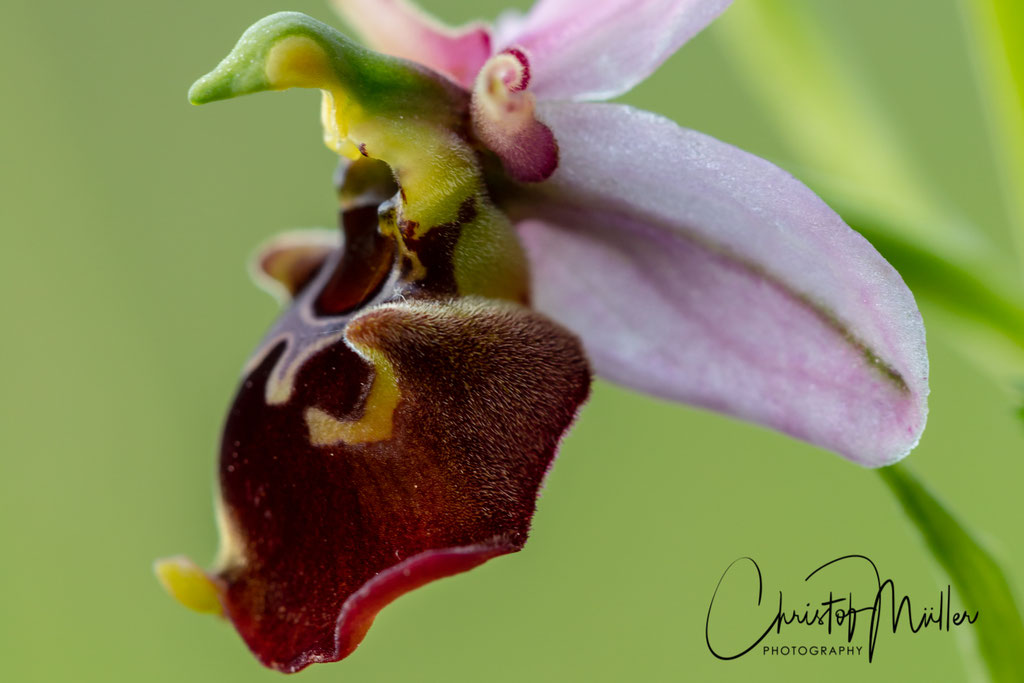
[154,555,223,615]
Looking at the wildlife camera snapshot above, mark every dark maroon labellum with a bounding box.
[210,177,591,672]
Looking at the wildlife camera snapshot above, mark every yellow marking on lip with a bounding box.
[153,556,223,616]
[305,347,399,445]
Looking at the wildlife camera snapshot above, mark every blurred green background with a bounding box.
[2,0,1021,680]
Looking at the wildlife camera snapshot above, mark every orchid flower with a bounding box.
[156,0,929,673]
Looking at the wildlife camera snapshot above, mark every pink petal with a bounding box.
[330,0,491,88]
[503,102,928,466]
[495,0,732,101]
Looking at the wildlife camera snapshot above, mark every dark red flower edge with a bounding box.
[232,537,517,673]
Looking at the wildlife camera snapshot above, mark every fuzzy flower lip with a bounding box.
[333,0,929,466]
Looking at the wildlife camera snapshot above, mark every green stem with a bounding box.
[879,463,1024,682]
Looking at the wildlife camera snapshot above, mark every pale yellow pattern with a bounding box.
[264,331,347,405]
[305,347,399,445]
[213,495,246,572]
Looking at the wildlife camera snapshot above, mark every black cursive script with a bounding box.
[705,555,978,662]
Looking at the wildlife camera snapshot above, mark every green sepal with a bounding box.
[188,12,461,122]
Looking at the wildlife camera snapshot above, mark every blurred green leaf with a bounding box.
[713,0,968,250]
[879,463,1024,682]
[960,0,1024,266]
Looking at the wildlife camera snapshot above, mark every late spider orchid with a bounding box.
[156,0,929,673]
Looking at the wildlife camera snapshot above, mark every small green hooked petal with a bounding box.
[188,42,269,105]
[188,12,319,105]
[188,12,457,118]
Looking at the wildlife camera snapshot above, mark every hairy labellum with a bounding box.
[161,163,589,672]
